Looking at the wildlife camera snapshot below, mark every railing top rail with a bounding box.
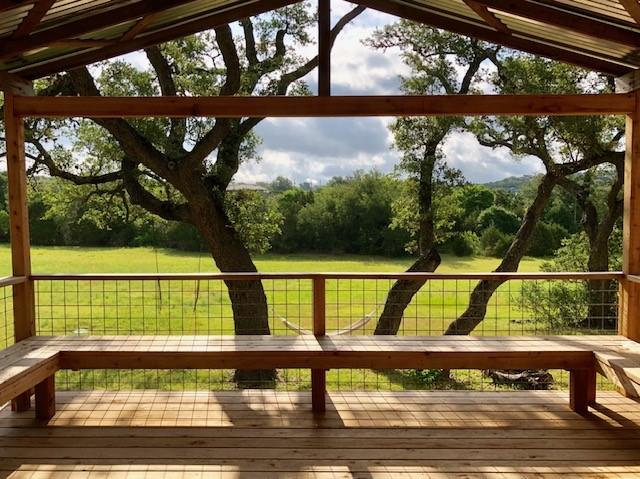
[29,272,625,281]
[0,276,27,287]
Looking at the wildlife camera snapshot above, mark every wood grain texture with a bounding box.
[0,390,639,477]
[621,90,640,341]
[2,335,640,410]
[12,94,636,119]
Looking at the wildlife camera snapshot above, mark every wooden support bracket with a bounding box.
[35,375,56,420]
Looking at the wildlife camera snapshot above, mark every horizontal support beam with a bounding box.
[59,350,593,371]
[30,272,625,281]
[13,94,636,118]
[0,276,27,288]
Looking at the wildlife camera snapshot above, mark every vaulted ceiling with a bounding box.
[1,0,640,79]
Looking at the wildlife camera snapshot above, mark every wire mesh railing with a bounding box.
[0,277,16,351]
[29,272,622,392]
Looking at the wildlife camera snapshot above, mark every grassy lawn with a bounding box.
[1,245,594,391]
[0,244,545,275]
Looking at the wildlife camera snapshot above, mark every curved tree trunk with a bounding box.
[186,186,276,387]
[585,254,616,330]
[374,155,440,335]
[374,249,441,335]
[445,174,557,335]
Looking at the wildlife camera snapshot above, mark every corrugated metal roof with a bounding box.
[0,0,639,79]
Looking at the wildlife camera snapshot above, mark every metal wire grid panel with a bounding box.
[0,284,14,350]
[32,275,620,392]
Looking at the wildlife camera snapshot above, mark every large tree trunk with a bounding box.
[445,174,557,335]
[186,186,276,387]
[584,235,617,330]
[374,155,440,335]
[374,249,441,335]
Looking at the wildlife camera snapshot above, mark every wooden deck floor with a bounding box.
[1,390,640,478]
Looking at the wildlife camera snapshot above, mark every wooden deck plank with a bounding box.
[0,391,638,478]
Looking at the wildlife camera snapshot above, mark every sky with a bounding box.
[234,1,544,186]
[6,1,544,185]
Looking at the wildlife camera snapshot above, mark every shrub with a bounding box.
[450,231,480,256]
[527,222,568,257]
[480,225,513,257]
[478,206,520,234]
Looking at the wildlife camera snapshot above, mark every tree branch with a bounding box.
[145,45,186,156]
[122,159,192,223]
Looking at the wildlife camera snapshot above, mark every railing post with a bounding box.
[621,89,640,341]
[312,275,326,413]
[4,89,37,411]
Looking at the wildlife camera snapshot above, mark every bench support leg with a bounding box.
[35,375,56,421]
[11,391,31,412]
[311,369,326,414]
[570,368,596,415]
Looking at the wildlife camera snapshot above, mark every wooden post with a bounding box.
[35,375,56,420]
[620,90,640,341]
[569,368,596,415]
[318,0,331,97]
[311,275,326,413]
[3,89,36,411]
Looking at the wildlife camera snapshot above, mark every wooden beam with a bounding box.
[620,0,640,24]
[311,275,326,414]
[0,72,33,95]
[11,94,636,119]
[0,0,34,13]
[463,0,510,34]
[346,0,633,76]
[3,91,36,412]
[569,369,597,415]
[0,0,198,60]
[318,0,331,96]
[120,13,160,42]
[3,92,35,341]
[12,0,302,80]
[10,0,55,38]
[620,90,640,341]
[617,68,640,93]
[30,272,624,281]
[34,375,55,420]
[475,0,640,47]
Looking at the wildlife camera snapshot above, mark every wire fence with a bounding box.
[0,280,14,350]
[28,273,621,392]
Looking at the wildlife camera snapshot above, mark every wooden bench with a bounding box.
[1,335,639,420]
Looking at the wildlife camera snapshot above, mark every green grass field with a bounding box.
[1,245,594,391]
[0,244,545,275]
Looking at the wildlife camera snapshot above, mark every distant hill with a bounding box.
[481,175,535,193]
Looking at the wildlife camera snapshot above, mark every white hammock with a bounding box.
[277,308,377,336]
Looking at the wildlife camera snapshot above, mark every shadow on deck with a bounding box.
[1,390,639,478]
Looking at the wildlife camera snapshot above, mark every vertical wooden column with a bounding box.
[35,375,56,420]
[311,275,326,413]
[4,90,37,411]
[569,368,597,415]
[620,89,640,341]
[318,0,331,97]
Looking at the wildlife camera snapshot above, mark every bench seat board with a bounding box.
[1,335,639,408]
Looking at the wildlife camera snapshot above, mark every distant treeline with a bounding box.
[0,171,584,258]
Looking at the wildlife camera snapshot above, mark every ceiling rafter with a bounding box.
[347,0,631,75]
[463,0,511,34]
[476,0,640,47]
[120,12,161,42]
[0,0,34,13]
[10,0,55,38]
[0,0,199,60]
[620,0,640,24]
[11,0,301,79]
